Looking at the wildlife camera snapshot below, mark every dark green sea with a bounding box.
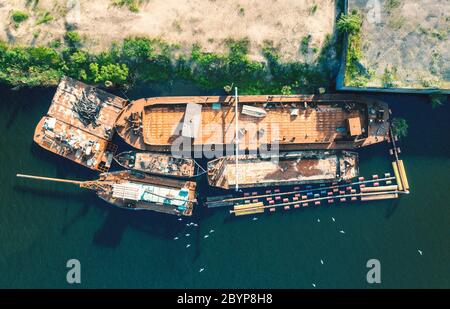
[0,83,449,288]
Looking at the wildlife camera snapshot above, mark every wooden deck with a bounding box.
[115,94,390,152]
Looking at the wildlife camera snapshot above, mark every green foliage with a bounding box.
[281,85,292,95]
[385,0,401,13]
[340,11,370,87]
[429,93,447,109]
[300,35,312,55]
[112,0,141,12]
[309,4,318,15]
[381,66,397,88]
[0,35,336,93]
[36,11,53,25]
[391,117,408,139]
[11,11,29,25]
[65,31,82,48]
[337,12,362,35]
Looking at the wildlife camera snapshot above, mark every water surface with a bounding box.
[0,83,449,288]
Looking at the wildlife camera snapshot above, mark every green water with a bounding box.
[0,84,449,288]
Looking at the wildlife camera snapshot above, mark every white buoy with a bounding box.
[320,259,324,265]
[317,218,321,223]
[339,230,345,234]
[199,268,205,273]
[186,244,191,248]
[209,229,215,233]
[185,233,190,237]
[174,237,179,240]
[418,249,423,255]
[332,217,335,222]
[204,235,209,239]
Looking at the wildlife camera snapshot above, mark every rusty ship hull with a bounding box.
[114,151,199,178]
[34,77,127,172]
[115,94,390,153]
[207,151,359,190]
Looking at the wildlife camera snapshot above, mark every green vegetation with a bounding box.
[300,35,312,55]
[309,4,318,15]
[0,36,337,93]
[112,0,142,13]
[429,93,447,109]
[381,66,397,88]
[385,0,402,13]
[64,31,82,48]
[11,11,29,27]
[338,11,369,87]
[337,11,362,35]
[391,117,408,138]
[36,11,53,25]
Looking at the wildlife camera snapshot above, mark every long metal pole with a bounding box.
[234,87,239,192]
[16,174,83,186]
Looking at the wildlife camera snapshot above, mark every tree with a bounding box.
[391,118,408,138]
[337,12,362,35]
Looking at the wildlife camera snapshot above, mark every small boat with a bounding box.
[113,151,204,178]
[16,170,197,216]
[207,151,359,190]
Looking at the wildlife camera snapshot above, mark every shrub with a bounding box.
[11,11,29,25]
[337,12,362,35]
[391,118,408,138]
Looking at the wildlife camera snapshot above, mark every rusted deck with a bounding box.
[34,77,127,171]
[115,94,390,152]
[207,151,359,189]
[34,116,115,171]
[48,77,127,140]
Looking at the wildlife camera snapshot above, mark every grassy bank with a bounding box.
[0,35,338,94]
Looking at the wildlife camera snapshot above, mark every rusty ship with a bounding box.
[114,151,205,178]
[115,94,390,153]
[207,151,359,190]
[33,77,128,172]
[16,170,197,216]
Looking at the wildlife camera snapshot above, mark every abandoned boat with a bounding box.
[207,151,359,190]
[34,77,127,172]
[114,151,204,178]
[115,94,390,152]
[16,170,197,216]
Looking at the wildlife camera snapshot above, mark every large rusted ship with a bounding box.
[34,77,127,172]
[16,170,197,216]
[115,94,390,152]
[114,151,205,178]
[207,151,358,190]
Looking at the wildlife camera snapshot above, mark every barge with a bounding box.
[114,151,205,178]
[207,151,358,189]
[16,170,197,216]
[115,94,390,152]
[34,77,127,172]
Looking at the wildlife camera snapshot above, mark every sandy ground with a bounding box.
[0,0,337,62]
[349,0,450,89]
